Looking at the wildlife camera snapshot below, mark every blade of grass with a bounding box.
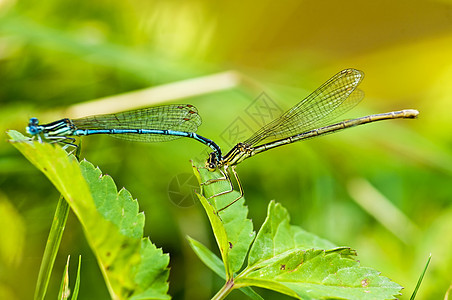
[71,256,81,300]
[410,254,432,300]
[34,195,70,300]
[58,256,71,300]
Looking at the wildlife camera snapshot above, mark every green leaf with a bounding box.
[192,160,255,277]
[189,166,404,300]
[248,200,337,267]
[196,189,232,277]
[8,131,170,299]
[235,201,403,300]
[190,155,403,299]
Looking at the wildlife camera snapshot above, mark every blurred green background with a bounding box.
[1,0,451,299]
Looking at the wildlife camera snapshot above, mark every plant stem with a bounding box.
[212,279,234,300]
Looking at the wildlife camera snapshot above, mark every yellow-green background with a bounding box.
[1,0,451,299]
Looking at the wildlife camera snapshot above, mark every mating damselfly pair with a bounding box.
[26,69,419,212]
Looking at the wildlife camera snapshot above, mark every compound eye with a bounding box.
[27,126,38,135]
[205,152,219,171]
[29,118,39,126]
[205,159,217,171]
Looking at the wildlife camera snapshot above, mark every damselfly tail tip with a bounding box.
[403,109,420,119]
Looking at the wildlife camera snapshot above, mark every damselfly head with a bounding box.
[26,118,41,135]
[206,152,218,171]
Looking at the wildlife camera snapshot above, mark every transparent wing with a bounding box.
[72,104,202,142]
[244,69,365,146]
